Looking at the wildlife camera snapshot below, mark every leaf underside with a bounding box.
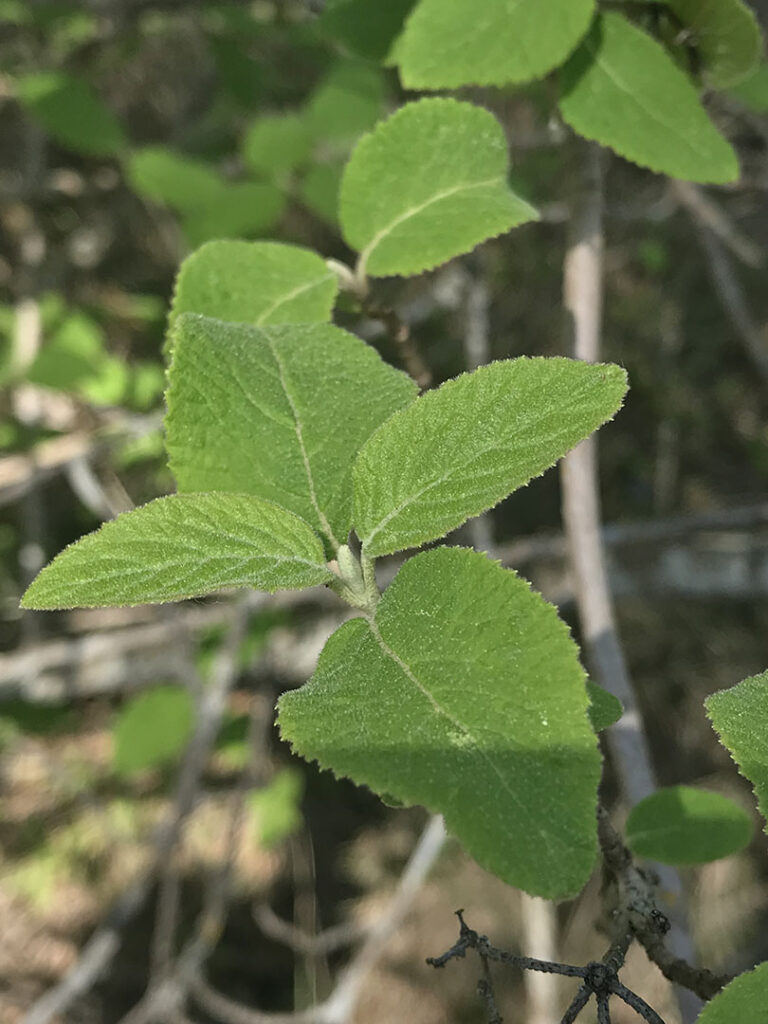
[668,0,762,89]
[279,547,601,899]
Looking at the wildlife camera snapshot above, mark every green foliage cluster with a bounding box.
[11,0,768,1015]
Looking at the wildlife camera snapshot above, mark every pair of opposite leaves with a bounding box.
[23,309,628,898]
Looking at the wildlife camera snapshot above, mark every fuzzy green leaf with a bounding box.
[17,72,126,157]
[625,785,753,865]
[242,113,313,178]
[559,12,739,184]
[166,317,418,544]
[354,357,627,558]
[113,686,194,776]
[667,0,762,89]
[278,547,601,898]
[696,963,768,1024]
[586,681,623,732]
[706,671,768,833]
[340,99,538,278]
[394,0,595,89]
[170,241,338,328]
[21,493,331,610]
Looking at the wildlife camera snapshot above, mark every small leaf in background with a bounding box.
[625,785,753,865]
[559,13,739,184]
[696,962,768,1024]
[304,62,386,148]
[728,59,768,112]
[354,357,627,558]
[171,240,338,328]
[393,0,595,89]
[113,685,194,776]
[300,162,343,225]
[340,99,538,278]
[209,36,262,107]
[166,317,417,543]
[180,182,286,247]
[667,0,761,89]
[21,493,331,610]
[127,147,224,213]
[586,681,623,732]
[319,0,418,62]
[279,547,601,898]
[706,671,768,833]
[242,113,313,178]
[248,768,304,848]
[16,71,126,157]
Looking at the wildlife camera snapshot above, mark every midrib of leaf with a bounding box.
[584,22,717,163]
[266,333,339,548]
[357,176,502,277]
[255,272,334,324]
[366,616,568,852]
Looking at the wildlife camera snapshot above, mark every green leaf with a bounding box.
[394,0,595,89]
[170,240,338,328]
[706,671,768,833]
[728,59,768,112]
[166,317,418,545]
[279,547,600,898]
[354,357,627,558]
[16,72,126,157]
[667,0,762,89]
[180,182,286,247]
[242,113,313,178]
[113,685,194,776]
[248,768,304,847]
[300,162,343,225]
[304,62,386,147]
[586,681,623,732]
[339,98,538,278]
[696,963,768,1024]
[21,493,331,610]
[559,12,739,185]
[625,785,753,865]
[127,147,224,212]
[319,0,418,62]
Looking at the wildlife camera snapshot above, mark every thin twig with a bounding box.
[671,180,763,269]
[558,143,699,1021]
[254,905,367,957]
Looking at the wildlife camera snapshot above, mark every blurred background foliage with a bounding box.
[1,1,768,1022]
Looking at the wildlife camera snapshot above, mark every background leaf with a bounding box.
[319,0,418,62]
[166,317,418,545]
[667,0,762,89]
[170,240,338,328]
[706,671,768,833]
[625,785,753,865]
[127,147,224,212]
[22,493,331,609]
[180,182,286,247]
[354,357,627,558]
[558,12,739,184]
[16,71,126,157]
[339,98,538,278]
[278,547,601,898]
[304,62,386,148]
[242,113,313,178]
[728,59,768,111]
[586,681,623,732]
[394,0,595,89]
[696,962,768,1024]
[248,768,304,847]
[113,686,194,777]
